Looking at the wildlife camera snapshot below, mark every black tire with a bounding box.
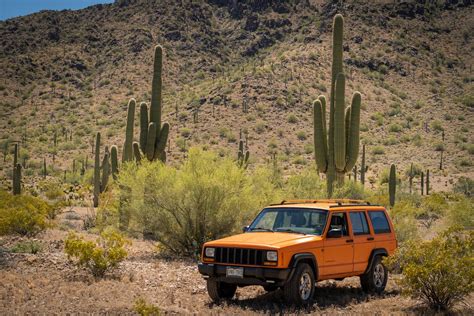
[206,279,237,302]
[283,263,315,305]
[263,285,279,292]
[360,256,388,294]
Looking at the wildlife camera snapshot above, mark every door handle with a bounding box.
[367,237,374,241]
[346,239,354,243]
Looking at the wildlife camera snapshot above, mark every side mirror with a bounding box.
[327,228,343,238]
[242,225,250,233]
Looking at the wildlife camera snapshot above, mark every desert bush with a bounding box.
[118,148,277,255]
[134,298,160,316]
[389,201,420,243]
[283,169,325,199]
[0,191,51,236]
[64,228,129,277]
[453,176,473,197]
[447,196,473,229]
[10,240,42,254]
[386,227,473,311]
[333,181,366,200]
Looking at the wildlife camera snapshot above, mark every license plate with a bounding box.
[226,267,244,278]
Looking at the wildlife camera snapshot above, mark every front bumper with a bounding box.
[198,263,292,286]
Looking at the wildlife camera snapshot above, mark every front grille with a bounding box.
[214,247,265,266]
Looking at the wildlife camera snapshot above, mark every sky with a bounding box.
[0,0,115,21]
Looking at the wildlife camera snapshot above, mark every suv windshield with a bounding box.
[249,208,328,235]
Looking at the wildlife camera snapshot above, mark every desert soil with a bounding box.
[0,207,472,315]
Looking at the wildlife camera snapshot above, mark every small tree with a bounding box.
[386,227,473,311]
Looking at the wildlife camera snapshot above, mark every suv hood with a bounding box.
[205,232,321,248]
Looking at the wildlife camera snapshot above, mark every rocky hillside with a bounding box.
[0,0,473,191]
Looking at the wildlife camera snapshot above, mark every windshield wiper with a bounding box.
[249,227,274,232]
[275,228,306,235]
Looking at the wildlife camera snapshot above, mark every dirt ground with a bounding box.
[0,208,472,315]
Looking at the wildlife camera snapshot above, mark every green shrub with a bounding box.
[453,176,473,197]
[447,196,473,229]
[386,227,473,311]
[10,240,42,254]
[117,148,278,255]
[372,146,385,155]
[134,298,160,316]
[431,120,444,132]
[287,113,298,123]
[296,131,307,140]
[0,191,51,236]
[64,228,129,277]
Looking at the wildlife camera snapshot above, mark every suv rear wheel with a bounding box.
[207,279,237,302]
[360,256,388,293]
[283,263,315,305]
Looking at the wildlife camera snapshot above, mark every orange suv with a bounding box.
[198,199,397,305]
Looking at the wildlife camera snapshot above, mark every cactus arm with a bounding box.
[139,102,149,153]
[345,92,361,171]
[145,123,157,161]
[313,99,328,173]
[155,122,170,155]
[345,106,351,166]
[333,73,346,172]
[101,147,110,193]
[133,142,142,163]
[318,95,327,133]
[123,99,135,162]
[360,144,366,185]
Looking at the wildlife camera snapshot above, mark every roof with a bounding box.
[268,199,380,211]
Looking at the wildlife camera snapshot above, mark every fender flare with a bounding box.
[287,253,318,281]
[364,248,388,274]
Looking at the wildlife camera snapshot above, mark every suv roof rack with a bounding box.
[273,199,371,206]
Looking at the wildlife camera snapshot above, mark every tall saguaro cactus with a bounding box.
[389,164,396,207]
[313,14,362,197]
[125,45,170,163]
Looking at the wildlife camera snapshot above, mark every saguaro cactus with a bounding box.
[313,14,362,197]
[12,163,22,195]
[237,140,250,169]
[408,163,414,194]
[125,45,170,163]
[426,169,430,195]
[13,143,18,167]
[93,132,111,207]
[421,171,424,196]
[43,158,47,179]
[389,164,396,207]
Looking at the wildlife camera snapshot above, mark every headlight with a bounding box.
[205,247,215,258]
[266,251,278,262]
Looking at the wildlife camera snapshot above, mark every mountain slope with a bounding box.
[0,0,473,191]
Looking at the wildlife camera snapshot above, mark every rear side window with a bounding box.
[368,211,391,234]
[349,212,370,235]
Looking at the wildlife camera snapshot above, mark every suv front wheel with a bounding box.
[207,279,237,302]
[360,256,388,293]
[283,263,315,305]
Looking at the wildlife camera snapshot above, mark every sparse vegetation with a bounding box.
[386,228,473,311]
